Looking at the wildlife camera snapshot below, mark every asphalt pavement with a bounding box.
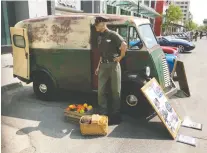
[1,38,207,153]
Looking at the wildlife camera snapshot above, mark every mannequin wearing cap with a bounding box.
[94,16,127,125]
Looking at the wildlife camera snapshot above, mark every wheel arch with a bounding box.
[121,74,146,90]
[31,67,58,88]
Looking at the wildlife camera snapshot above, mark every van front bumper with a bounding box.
[164,79,178,98]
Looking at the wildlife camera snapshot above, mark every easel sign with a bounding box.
[141,78,182,139]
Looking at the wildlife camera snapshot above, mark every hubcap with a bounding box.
[178,45,184,52]
[126,95,138,106]
[39,84,47,93]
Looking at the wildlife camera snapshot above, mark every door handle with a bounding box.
[25,52,28,59]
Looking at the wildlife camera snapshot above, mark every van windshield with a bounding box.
[138,24,158,49]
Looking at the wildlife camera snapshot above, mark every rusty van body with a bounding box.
[10,14,178,115]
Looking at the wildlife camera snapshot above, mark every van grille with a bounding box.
[161,57,171,87]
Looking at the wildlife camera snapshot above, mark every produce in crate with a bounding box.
[65,103,93,114]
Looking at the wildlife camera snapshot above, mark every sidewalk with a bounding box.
[1,54,20,87]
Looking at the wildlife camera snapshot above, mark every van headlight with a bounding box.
[146,66,151,77]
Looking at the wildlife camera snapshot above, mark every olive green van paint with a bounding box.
[30,48,92,91]
[150,48,166,87]
[124,51,159,82]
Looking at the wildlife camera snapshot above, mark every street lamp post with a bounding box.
[137,0,140,16]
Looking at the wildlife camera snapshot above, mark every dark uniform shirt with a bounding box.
[98,29,124,61]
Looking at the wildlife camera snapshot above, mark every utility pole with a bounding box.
[137,0,140,16]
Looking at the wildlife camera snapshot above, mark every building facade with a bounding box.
[172,0,190,22]
[2,0,161,46]
[55,0,160,34]
[1,0,53,46]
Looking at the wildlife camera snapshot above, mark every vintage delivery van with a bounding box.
[10,14,178,115]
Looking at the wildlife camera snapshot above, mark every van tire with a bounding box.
[33,73,55,101]
[121,82,154,118]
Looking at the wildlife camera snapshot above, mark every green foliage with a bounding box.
[162,4,183,31]
[197,25,207,31]
[184,21,198,30]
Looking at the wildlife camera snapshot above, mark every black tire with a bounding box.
[121,82,154,118]
[33,73,55,101]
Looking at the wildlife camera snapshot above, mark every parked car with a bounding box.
[172,33,189,41]
[160,46,179,57]
[157,36,195,52]
[165,54,177,73]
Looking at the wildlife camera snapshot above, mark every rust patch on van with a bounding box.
[49,20,73,45]
[28,24,48,42]
[52,20,72,34]
[23,23,48,43]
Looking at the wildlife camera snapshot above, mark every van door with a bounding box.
[90,25,100,90]
[10,27,30,80]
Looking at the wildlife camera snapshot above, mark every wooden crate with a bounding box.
[64,109,93,123]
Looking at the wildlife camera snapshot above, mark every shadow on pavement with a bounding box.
[170,90,190,99]
[2,65,13,68]
[2,85,171,140]
[2,86,97,139]
[107,119,171,140]
[69,115,171,140]
[179,52,192,54]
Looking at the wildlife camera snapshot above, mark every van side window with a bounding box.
[128,27,141,50]
[119,27,127,41]
[108,26,127,42]
[13,35,25,48]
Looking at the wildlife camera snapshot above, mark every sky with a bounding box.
[189,0,207,25]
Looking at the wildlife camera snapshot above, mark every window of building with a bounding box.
[143,16,148,19]
[120,9,130,15]
[134,13,141,17]
[151,0,155,8]
[185,2,188,4]
[185,6,187,8]
[144,0,149,6]
[107,5,116,14]
[181,6,184,8]
[181,2,184,4]
[184,10,187,12]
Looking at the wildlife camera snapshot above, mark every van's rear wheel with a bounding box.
[33,74,55,101]
[121,82,154,118]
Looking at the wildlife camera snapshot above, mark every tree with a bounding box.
[197,25,207,31]
[162,4,183,33]
[185,21,198,31]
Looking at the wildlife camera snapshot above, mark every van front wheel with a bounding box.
[121,82,154,117]
[33,74,55,101]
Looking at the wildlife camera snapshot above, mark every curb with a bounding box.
[1,82,23,93]
[1,45,12,55]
